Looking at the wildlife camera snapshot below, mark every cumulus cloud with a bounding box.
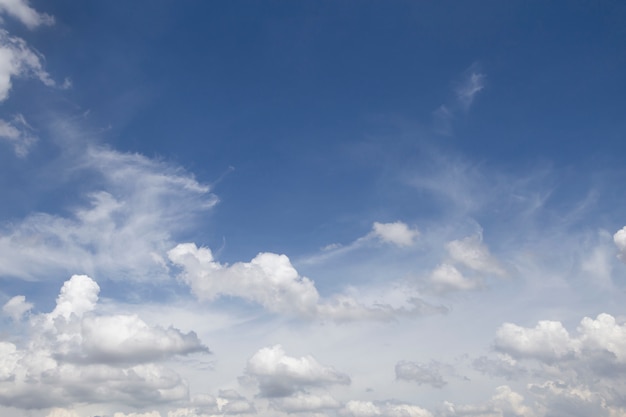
[494,319,576,362]
[395,360,449,388]
[169,242,445,321]
[371,221,419,247]
[0,114,37,156]
[0,275,208,409]
[614,226,626,262]
[244,344,350,398]
[2,294,32,320]
[0,145,217,282]
[0,0,54,29]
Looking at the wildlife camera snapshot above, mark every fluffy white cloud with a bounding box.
[494,319,576,362]
[0,0,54,29]
[395,360,448,388]
[614,226,626,262]
[2,294,32,320]
[0,145,217,282]
[446,235,506,277]
[245,344,350,397]
[371,221,419,247]
[0,114,37,156]
[0,275,207,409]
[168,243,320,316]
[169,242,441,321]
[430,263,478,292]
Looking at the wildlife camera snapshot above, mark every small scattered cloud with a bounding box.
[244,344,350,398]
[0,114,37,157]
[341,400,433,417]
[2,294,32,320]
[371,221,420,247]
[395,360,449,388]
[446,235,506,277]
[430,263,479,293]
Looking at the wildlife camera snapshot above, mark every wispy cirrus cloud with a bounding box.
[0,0,54,29]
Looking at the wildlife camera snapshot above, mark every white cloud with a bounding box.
[0,0,54,29]
[168,243,320,317]
[430,263,478,292]
[114,412,162,417]
[371,221,419,247]
[494,319,576,362]
[2,294,32,320]
[270,392,341,413]
[614,226,626,262]
[446,235,506,277]
[244,344,350,397]
[341,400,433,417]
[441,385,535,417]
[0,29,56,102]
[0,114,37,156]
[169,242,445,321]
[0,145,217,282]
[0,275,207,409]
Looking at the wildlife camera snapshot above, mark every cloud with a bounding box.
[494,319,576,362]
[395,360,449,388]
[0,29,56,102]
[614,226,626,262]
[441,385,535,417]
[0,114,37,156]
[2,294,32,320]
[371,221,419,247]
[0,275,208,409]
[270,392,341,413]
[0,0,54,29]
[0,145,217,282]
[341,400,433,417]
[169,242,446,321]
[244,344,350,397]
[446,235,506,277]
[430,263,478,293]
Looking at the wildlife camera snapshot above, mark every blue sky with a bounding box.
[1,1,626,417]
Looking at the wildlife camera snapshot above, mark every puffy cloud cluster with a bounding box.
[169,242,443,321]
[244,344,350,398]
[0,275,208,409]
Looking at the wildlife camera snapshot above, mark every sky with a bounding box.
[0,1,626,416]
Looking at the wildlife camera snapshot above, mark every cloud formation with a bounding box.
[0,0,54,29]
[0,275,208,409]
[244,344,350,398]
[371,221,420,247]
